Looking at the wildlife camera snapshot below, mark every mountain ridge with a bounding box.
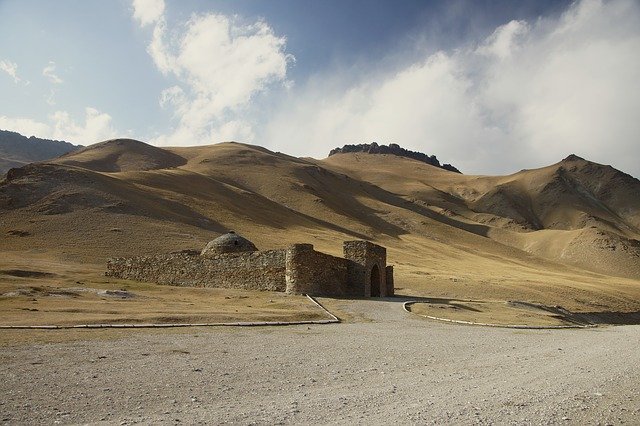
[0,129,81,175]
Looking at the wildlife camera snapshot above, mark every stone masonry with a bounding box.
[106,232,394,298]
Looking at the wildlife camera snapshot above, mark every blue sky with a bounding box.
[1,0,639,177]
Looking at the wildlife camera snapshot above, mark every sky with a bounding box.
[0,0,639,177]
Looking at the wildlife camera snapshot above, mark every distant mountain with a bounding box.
[0,129,81,175]
[329,142,461,173]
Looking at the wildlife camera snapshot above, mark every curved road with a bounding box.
[1,297,639,424]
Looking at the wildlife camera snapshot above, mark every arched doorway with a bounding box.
[370,264,381,297]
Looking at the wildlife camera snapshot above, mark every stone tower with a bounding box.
[343,241,394,297]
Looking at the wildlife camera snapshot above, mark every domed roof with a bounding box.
[201,231,258,256]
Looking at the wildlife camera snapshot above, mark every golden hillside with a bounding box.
[1,139,639,314]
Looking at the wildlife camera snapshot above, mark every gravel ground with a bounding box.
[1,297,639,425]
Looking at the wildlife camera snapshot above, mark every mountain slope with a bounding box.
[323,152,640,278]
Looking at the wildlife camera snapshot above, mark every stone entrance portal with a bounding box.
[342,240,392,298]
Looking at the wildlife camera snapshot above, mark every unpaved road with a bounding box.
[1,298,639,425]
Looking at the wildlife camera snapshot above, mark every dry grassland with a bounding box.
[1,140,639,329]
[408,299,580,327]
[0,252,329,345]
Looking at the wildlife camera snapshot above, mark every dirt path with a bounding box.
[1,298,639,425]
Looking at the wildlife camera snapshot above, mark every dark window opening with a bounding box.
[370,264,381,297]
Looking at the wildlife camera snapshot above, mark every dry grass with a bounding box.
[0,252,329,344]
[408,299,577,327]
[0,323,237,346]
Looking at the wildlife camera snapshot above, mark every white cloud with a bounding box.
[477,20,529,59]
[264,0,640,177]
[42,61,63,84]
[147,18,175,75]
[50,107,117,143]
[159,85,187,113]
[45,89,57,106]
[0,107,117,144]
[0,60,20,84]
[0,116,50,137]
[41,61,63,105]
[209,120,255,144]
[132,0,165,27]
[133,2,293,146]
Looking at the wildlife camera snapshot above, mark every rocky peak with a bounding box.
[328,142,461,173]
[562,154,585,162]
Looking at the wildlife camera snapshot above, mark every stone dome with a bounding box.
[201,231,258,256]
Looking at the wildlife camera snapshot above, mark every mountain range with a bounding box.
[0,129,81,175]
[1,135,639,314]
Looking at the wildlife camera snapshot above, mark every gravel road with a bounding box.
[1,298,639,425]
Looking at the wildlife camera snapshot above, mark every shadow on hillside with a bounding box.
[0,163,227,233]
[203,173,375,240]
[291,165,491,239]
[353,177,492,238]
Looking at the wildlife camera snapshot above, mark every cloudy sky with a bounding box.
[1,0,639,176]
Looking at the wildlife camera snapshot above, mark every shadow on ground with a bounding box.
[351,295,640,326]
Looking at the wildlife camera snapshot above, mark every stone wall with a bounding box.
[385,266,395,297]
[106,240,394,298]
[285,244,351,297]
[106,249,286,291]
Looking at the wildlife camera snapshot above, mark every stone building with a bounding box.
[106,232,394,298]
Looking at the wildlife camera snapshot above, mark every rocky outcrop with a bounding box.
[329,142,461,173]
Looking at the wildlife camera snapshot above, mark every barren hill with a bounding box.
[52,138,186,172]
[2,139,639,314]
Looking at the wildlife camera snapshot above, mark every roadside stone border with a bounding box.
[0,295,340,329]
[403,301,597,329]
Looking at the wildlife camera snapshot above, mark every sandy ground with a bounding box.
[1,298,639,425]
